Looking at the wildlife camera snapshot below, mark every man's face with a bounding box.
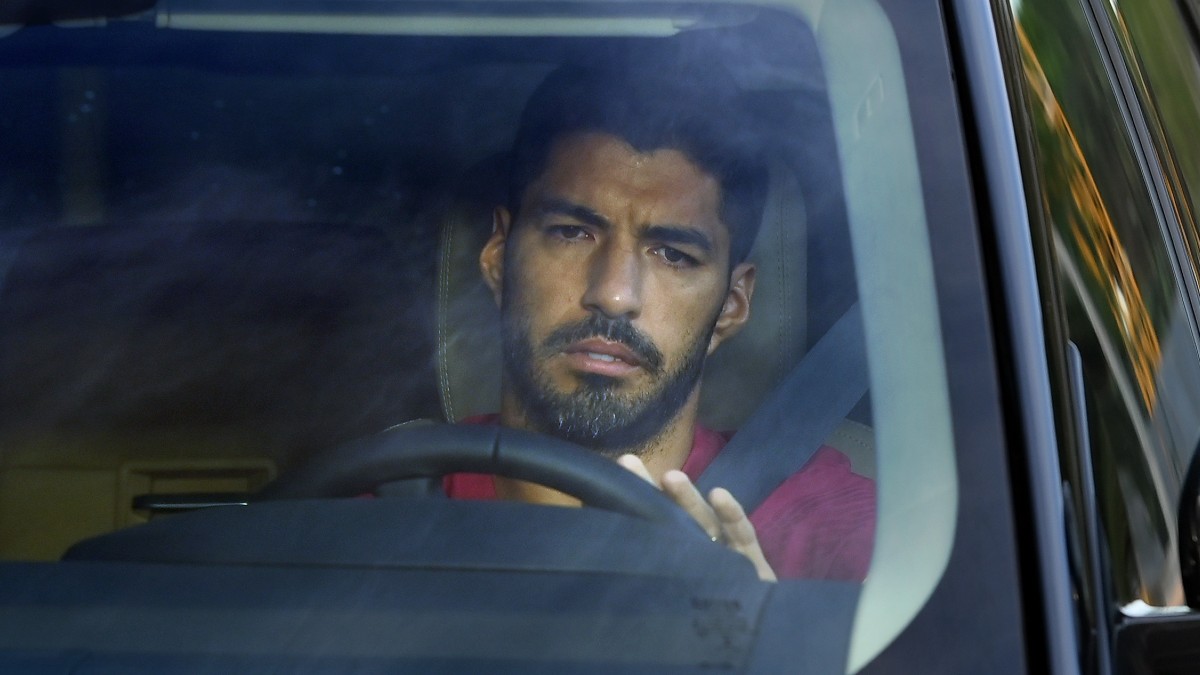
[480,132,755,454]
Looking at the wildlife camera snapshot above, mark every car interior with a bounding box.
[0,10,872,559]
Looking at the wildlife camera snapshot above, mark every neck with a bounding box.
[494,388,700,505]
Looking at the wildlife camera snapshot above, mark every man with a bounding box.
[446,63,874,582]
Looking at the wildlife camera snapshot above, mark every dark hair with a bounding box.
[508,62,768,266]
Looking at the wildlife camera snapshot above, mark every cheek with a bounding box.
[644,278,726,352]
[646,267,727,314]
[506,248,587,329]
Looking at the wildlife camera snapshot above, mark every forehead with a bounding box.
[525,132,728,238]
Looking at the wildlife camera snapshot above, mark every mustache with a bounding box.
[541,314,664,374]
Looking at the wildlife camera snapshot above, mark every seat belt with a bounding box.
[695,302,869,513]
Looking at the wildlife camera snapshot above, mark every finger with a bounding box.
[616,454,656,485]
[709,488,777,582]
[661,470,722,539]
[708,488,754,546]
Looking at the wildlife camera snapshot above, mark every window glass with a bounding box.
[1101,0,1200,289]
[1104,0,1200,475]
[1015,0,1200,606]
[0,2,957,668]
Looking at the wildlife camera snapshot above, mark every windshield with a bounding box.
[0,2,957,670]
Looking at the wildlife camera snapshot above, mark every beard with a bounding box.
[500,305,715,457]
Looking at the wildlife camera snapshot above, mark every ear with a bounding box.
[480,206,512,306]
[707,262,756,355]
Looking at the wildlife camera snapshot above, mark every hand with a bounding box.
[618,454,777,582]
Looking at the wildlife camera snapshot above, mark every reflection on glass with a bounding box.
[1101,0,1200,275]
[1016,0,1191,606]
[1103,0,1200,477]
[1018,25,1162,410]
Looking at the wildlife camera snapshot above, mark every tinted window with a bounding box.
[1015,0,1200,607]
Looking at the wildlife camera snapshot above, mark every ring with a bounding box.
[710,535,720,543]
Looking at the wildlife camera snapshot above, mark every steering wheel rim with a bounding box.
[258,423,705,534]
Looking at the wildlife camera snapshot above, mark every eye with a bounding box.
[652,245,698,267]
[547,225,590,241]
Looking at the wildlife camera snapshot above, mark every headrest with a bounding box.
[435,156,810,431]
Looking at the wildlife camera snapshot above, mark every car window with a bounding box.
[1014,0,1200,608]
[1099,0,1200,285]
[0,2,960,670]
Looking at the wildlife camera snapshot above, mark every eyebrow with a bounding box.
[533,198,611,230]
[643,225,714,255]
[534,197,715,254]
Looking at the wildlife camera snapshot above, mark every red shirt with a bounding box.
[444,419,876,581]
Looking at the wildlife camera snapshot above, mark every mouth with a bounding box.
[562,338,645,377]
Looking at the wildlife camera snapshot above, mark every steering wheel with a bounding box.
[257,422,705,535]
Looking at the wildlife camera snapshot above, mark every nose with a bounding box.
[581,240,643,319]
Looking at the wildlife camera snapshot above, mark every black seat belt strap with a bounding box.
[695,302,868,512]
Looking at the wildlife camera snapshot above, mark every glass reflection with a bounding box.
[1016,0,1191,607]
